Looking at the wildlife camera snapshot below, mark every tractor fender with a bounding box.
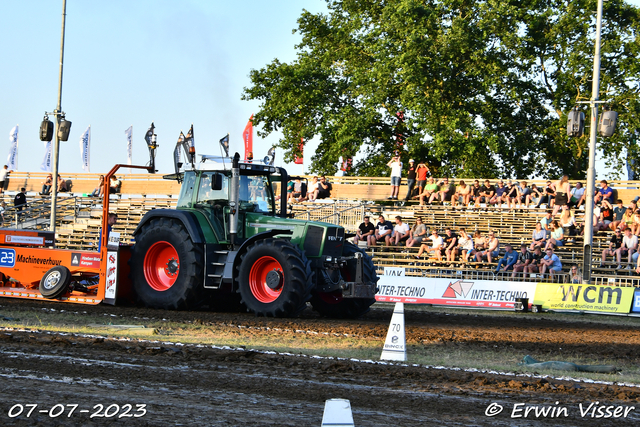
[133,209,205,244]
[226,229,293,280]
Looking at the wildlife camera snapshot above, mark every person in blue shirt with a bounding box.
[541,247,563,281]
[594,180,614,206]
[495,244,518,273]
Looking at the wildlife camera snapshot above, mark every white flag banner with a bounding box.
[40,140,52,172]
[80,125,91,172]
[7,125,18,170]
[125,126,132,166]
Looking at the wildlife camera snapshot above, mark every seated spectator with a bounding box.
[489,181,507,207]
[453,180,471,207]
[526,183,542,208]
[109,175,121,194]
[469,180,481,205]
[632,210,640,236]
[90,175,104,197]
[286,180,295,200]
[545,220,564,250]
[513,181,532,210]
[353,216,375,247]
[306,177,319,202]
[614,227,638,270]
[474,231,500,265]
[415,229,444,261]
[593,203,614,233]
[511,244,533,279]
[559,206,577,238]
[454,228,474,263]
[534,180,555,209]
[40,174,53,195]
[610,199,626,230]
[619,206,634,232]
[475,180,495,208]
[369,215,394,247]
[569,182,585,208]
[594,180,614,206]
[504,181,519,209]
[570,265,581,283]
[495,244,518,273]
[57,175,68,192]
[315,176,332,199]
[471,230,485,257]
[290,178,307,202]
[389,216,410,246]
[436,178,455,203]
[417,177,439,205]
[540,247,562,281]
[529,222,546,250]
[405,217,427,247]
[601,227,623,267]
[540,210,553,237]
[442,227,458,262]
[524,246,544,275]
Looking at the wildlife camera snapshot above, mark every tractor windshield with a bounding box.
[239,175,274,213]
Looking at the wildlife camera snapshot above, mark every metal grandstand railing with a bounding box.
[1,197,81,230]
[292,202,366,232]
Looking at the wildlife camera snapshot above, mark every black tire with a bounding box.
[236,238,312,317]
[39,266,71,299]
[130,218,204,310]
[310,242,378,319]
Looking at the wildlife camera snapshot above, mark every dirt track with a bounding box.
[1,300,639,426]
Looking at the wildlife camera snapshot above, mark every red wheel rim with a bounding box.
[144,241,180,291]
[249,256,284,303]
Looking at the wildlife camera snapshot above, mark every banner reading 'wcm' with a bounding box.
[533,283,635,314]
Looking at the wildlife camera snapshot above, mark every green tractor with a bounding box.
[130,153,378,318]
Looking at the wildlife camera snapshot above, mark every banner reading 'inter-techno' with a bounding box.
[534,283,635,313]
[376,267,537,309]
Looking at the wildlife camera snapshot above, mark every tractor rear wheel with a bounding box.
[131,218,203,310]
[236,238,312,317]
[39,266,71,299]
[310,242,378,319]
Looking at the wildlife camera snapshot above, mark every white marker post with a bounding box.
[321,399,354,427]
[380,302,406,361]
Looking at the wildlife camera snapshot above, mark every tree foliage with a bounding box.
[242,0,640,179]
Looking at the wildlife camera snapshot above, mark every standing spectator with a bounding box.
[545,220,565,250]
[387,155,403,200]
[614,227,638,269]
[540,247,563,281]
[0,201,6,222]
[524,246,544,275]
[90,175,105,197]
[370,215,394,247]
[475,180,495,208]
[14,187,26,220]
[109,175,121,194]
[442,227,458,262]
[594,180,614,206]
[389,216,410,246]
[453,180,471,207]
[455,228,475,263]
[40,174,53,195]
[610,199,626,230]
[98,213,118,248]
[600,227,623,267]
[529,222,546,250]
[495,244,518,273]
[511,245,533,279]
[405,217,427,247]
[474,231,500,265]
[415,229,444,260]
[552,175,570,216]
[415,160,429,194]
[569,182,585,208]
[353,216,375,247]
[535,180,555,209]
[403,159,416,201]
[0,165,10,194]
[315,176,332,199]
[419,177,439,205]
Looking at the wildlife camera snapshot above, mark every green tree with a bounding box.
[243,0,639,179]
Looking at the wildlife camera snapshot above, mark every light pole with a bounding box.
[49,0,68,237]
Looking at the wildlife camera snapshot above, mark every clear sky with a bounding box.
[1,0,637,178]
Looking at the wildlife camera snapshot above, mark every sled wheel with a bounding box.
[39,266,72,299]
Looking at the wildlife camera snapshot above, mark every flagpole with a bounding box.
[49,0,67,237]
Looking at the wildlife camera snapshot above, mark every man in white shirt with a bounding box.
[0,165,10,194]
[386,154,403,200]
[389,215,410,246]
[615,227,638,269]
[415,229,444,261]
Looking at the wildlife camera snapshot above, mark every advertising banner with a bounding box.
[632,288,640,313]
[533,283,634,314]
[376,267,537,309]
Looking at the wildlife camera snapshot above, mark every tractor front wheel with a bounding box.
[236,238,312,317]
[131,218,203,310]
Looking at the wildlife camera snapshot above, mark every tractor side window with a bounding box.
[177,172,197,208]
[239,175,273,213]
[196,172,228,205]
